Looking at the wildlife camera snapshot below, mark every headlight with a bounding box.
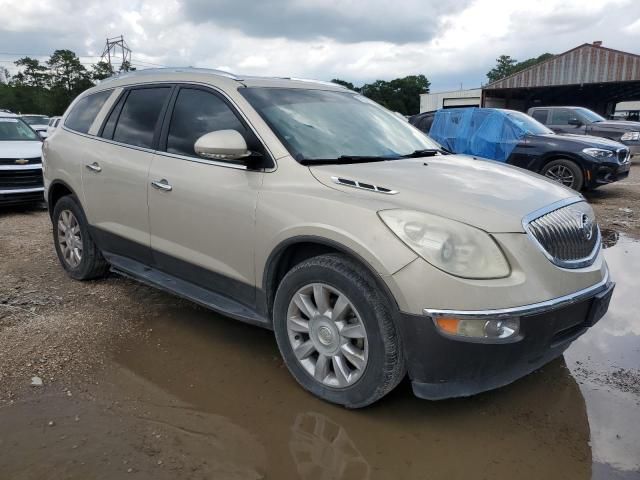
[621,131,640,141]
[378,209,510,279]
[582,148,614,159]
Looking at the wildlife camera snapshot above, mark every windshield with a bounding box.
[22,115,49,125]
[240,87,441,162]
[575,108,605,123]
[505,110,554,135]
[0,118,40,141]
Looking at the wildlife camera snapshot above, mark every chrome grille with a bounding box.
[525,201,600,268]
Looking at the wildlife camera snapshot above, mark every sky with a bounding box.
[1,0,640,91]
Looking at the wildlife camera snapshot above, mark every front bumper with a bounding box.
[0,187,45,205]
[585,160,630,187]
[397,276,614,400]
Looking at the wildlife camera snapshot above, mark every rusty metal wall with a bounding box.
[487,44,640,89]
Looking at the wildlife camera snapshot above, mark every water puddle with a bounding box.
[1,234,638,479]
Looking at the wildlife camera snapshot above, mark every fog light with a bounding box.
[435,317,520,341]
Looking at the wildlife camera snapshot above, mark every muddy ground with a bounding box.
[1,166,639,479]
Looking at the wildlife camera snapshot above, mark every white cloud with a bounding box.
[0,0,639,90]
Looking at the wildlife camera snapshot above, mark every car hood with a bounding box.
[591,120,640,131]
[309,155,577,233]
[0,140,43,159]
[545,133,626,149]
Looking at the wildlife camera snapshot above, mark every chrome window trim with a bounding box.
[0,186,44,194]
[61,128,257,172]
[424,268,610,320]
[155,151,249,171]
[521,196,601,269]
[62,80,278,173]
[0,163,43,171]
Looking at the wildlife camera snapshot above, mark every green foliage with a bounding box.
[331,78,357,90]
[0,50,121,116]
[333,75,431,115]
[487,53,554,84]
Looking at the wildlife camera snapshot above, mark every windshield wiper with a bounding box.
[400,148,446,158]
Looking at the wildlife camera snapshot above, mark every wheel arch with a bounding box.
[261,236,400,322]
[47,179,78,219]
[539,152,586,172]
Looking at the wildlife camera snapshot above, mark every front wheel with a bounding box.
[272,254,405,408]
[542,159,584,190]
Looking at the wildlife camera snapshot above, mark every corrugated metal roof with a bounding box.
[485,43,640,90]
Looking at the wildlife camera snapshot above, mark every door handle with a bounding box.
[85,162,102,173]
[151,179,173,192]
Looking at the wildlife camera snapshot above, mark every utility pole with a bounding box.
[101,35,132,72]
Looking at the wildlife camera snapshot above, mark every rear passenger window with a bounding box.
[112,88,171,148]
[64,90,112,134]
[531,109,548,124]
[166,88,246,158]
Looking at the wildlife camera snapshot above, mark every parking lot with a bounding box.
[0,164,637,479]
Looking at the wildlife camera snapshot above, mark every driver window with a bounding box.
[550,109,571,125]
[166,88,246,158]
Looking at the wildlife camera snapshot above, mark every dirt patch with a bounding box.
[0,208,186,403]
[585,159,640,240]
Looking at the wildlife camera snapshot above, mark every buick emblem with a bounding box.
[15,158,28,165]
[581,213,594,241]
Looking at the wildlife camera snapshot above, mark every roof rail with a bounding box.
[281,77,348,89]
[99,67,241,84]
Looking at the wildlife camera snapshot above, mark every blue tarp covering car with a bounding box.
[429,108,528,162]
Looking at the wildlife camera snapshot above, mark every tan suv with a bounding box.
[43,69,613,407]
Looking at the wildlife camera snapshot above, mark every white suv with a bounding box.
[43,69,613,407]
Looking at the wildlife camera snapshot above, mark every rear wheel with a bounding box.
[273,254,405,408]
[542,159,584,190]
[52,195,109,280]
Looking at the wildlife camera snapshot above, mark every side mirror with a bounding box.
[194,130,251,161]
[568,118,582,126]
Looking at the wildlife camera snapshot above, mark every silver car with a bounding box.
[43,69,613,407]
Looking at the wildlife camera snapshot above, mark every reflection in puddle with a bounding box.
[565,233,640,476]
[600,228,620,249]
[290,412,370,480]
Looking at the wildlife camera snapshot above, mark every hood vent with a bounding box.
[331,176,398,195]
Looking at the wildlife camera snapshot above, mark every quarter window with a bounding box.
[112,87,171,149]
[166,88,246,158]
[64,90,112,134]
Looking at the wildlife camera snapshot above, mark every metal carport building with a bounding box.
[482,42,640,116]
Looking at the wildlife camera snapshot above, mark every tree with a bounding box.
[47,49,92,93]
[331,78,357,91]
[11,57,50,88]
[91,61,115,81]
[119,60,136,73]
[486,55,518,84]
[486,53,554,83]
[359,75,430,115]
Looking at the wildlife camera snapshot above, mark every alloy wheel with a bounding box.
[545,164,575,187]
[57,209,83,268]
[286,283,368,388]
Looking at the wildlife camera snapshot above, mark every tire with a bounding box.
[52,195,109,280]
[541,159,584,190]
[272,253,405,408]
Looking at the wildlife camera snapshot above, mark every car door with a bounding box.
[147,86,266,307]
[548,108,587,135]
[82,86,173,264]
